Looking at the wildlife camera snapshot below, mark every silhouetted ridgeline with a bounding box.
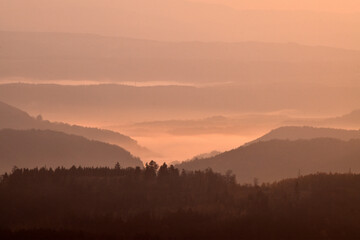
[0,102,154,156]
[247,126,360,145]
[1,31,360,82]
[0,99,129,141]
[2,83,360,117]
[322,109,360,128]
[177,138,360,183]
[1,165,360,239]
[283,111,360,129]
[0,100,155,158]
[0,129,143,173]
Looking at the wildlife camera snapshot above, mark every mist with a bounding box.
[1,0,360,49]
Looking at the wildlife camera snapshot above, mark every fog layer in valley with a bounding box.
[1,83,360,163]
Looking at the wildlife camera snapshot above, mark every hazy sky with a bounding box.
[1,0,360,49]
[191,0,360,12]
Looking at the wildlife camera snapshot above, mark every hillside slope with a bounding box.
[0,129,143,173]
[177,138,360,183]
[0,101,155,158]
[247,126,360,145]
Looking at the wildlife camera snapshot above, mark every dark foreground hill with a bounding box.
[177,138,360,183]
[1,166,360,239]
[0,100,154,158]
[248,126,360,144]
[0,129,143,172]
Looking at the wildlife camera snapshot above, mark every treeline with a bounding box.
[1,162,360,239]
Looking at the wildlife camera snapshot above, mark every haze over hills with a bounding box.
[118,115,288,137]
[177,138,360,183]
[322,109,360,128]
[1,0,360,49]
[1,83,360,123]
[192,0,360,13]
[0,129,143,173]
[187,150,221,161]
[1,31,360,83]
[247,126,360,145]
[0,101,155,158]
[282,109,360,129]
[2,82,360,163]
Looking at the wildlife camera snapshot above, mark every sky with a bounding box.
[190,0,360,12]
[1,0,360,50]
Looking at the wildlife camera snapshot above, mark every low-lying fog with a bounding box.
[1,79,359,164]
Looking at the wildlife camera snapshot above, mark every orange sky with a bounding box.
[1,0,360,49]
[191,0,360,12]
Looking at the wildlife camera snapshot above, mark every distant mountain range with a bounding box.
[116,112,360,137]
[122,115,270,136]
[247,126,360,145]
[2,0,360,49]
[282,109,360,129]
[0,101,155,158]
[322,109,360,128]
[177,138,360,183]
[1,31,360,84]
[0,129,143,173]
[1,82,360,120]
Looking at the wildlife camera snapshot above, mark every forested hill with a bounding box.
[1,166,360,239]
[0,129,143,173]
[177,138,360,183]
[0,100,154,158]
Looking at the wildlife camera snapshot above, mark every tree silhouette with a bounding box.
[1,164,360,239]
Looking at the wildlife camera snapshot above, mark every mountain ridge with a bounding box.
[0,128,143,173]
[177,137,360,183]
[2,0,360,48]
[0,100,156,158]
[1,31,360,83]
[246,126,360,146]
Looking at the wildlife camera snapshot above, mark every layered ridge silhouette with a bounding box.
[0,100,155,158]
[247,126,360,145]
[1,83,360,118]
[1,0,360,49]
[0,129,143,173]
[1,31,360,83]
[178,137,360,183]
